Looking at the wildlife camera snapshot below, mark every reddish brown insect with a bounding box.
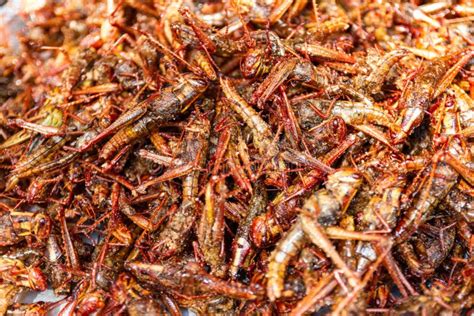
[0,0,472,314]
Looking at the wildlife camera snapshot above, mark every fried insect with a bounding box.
[0,257,47,291]
[251,134,357,247]
[98,74,208,160]
[395,96,469,243]
[230,182,267,279]
[150,112,211,258]
[267,168,363,301]
[220,77,279,159]
[393,50,473,143]
[0,210,51,246]
[197,178,227,277]
[127,260,263,300]
[1,0,473,313]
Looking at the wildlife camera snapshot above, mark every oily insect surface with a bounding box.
[0,0,473,315]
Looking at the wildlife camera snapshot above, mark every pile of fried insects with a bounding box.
[0,0,473,315]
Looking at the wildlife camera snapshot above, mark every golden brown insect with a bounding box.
[393,50,474,143]
[0,285,20,316]
[62,48,98,95]
[267,168,363,301]
[0,211,51,246]
[220,77,288,186]
[230,182,267,279]
[306,18,350,40]
[1,0,473,313]
[197,178,228,277]
[0,257,47,291]
[356,48,410,96]
[294,43,356,64]
[221,77,279,159]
